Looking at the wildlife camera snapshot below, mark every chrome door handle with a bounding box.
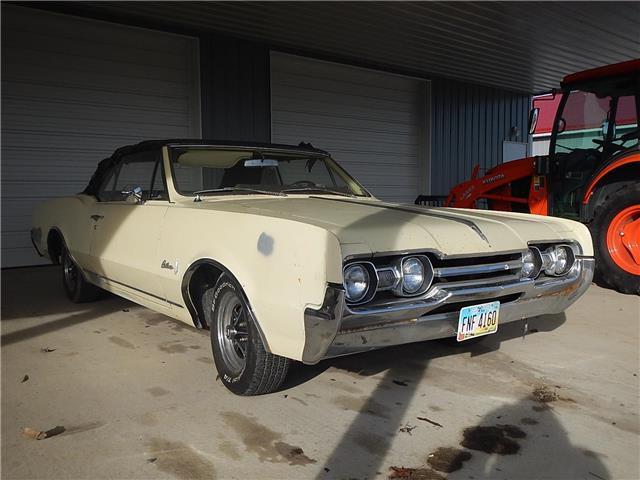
[90,215,104,221]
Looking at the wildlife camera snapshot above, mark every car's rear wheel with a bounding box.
[589,184,640,295]
[202,274,290,395]
[61,246,100,302]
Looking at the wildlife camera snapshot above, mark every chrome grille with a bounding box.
[348,251,526,310]
[433,257,523,289]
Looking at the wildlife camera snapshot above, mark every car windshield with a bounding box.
[553,90,638,154]
[168,147,370,198]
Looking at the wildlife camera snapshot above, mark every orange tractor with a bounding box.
[443,59,639,294]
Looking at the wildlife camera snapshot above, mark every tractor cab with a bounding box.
[442,59,640,294]
[537,61,639,220]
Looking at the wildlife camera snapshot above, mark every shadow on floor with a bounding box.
[438,396,610,480]
[280,313,567,480]
[1,265,127,345]
[284,312,567,389]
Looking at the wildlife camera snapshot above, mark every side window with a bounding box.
[96,167,118,201]
[150,160,169,200]
[98,149,166,202]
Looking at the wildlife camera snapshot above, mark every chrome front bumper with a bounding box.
[302,257,594,364]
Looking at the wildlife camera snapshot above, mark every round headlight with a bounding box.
[522,248,541,279]
[402,257,425,294]
[343,264,370,302]
[544,245,574,276]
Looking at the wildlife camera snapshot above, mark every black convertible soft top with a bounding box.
[83,139,329,196]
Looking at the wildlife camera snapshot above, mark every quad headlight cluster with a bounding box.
[343,256,434,304]
[521,244,576,279]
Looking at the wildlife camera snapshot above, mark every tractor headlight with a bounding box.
[401,257,425,294]
[522,248,542,279]
[343,264,370,302]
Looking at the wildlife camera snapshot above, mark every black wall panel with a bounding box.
[200,34,271,142]
[430,78,531,195]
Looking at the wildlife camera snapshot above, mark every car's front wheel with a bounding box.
[61,246,100,303]
[202,275,290,395]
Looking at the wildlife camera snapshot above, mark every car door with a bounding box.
[89,148,169,305]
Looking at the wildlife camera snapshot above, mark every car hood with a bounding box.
[194,196,581,257]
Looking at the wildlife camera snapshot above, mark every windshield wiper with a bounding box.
[193,187,286,201]
[281,187,355,198]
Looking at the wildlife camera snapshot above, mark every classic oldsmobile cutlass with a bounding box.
[32,140,594,395]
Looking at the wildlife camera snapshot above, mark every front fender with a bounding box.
[161,208,343,361]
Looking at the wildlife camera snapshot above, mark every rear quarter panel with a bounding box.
[32,194,95,266]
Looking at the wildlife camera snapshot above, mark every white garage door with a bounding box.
[1,6,200,267]
[271,52,429,204]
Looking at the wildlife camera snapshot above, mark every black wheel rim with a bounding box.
[215,290,249,376]
[62,251,78,294]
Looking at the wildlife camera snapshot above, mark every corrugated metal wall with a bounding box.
[430,79,531,195]
[270,52,429,203]
[199,34,270,142]
[1,5,200,267]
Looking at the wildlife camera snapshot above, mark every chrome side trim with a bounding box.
[85,270,183,309]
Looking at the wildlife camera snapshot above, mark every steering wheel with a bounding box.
[620,127,640,142]
[556,144,576,152]
[593,127,639,150]
[290,180,316,187]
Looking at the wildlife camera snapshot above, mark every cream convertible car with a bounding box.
[32,140,594,395]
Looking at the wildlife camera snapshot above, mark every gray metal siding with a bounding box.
[200,34,270,142]
[271,53,429,204]
[430,79,531,195]
[1,5,200,267]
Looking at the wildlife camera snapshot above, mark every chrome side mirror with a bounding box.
[121,185,144,203]
[528,107,540,135]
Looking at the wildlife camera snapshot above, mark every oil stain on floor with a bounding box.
[146,438,216,480]
[146,386,171,397]
[221,411,316,466]
[460,424,526,454]
[108,337,135,349]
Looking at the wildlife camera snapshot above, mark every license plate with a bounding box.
[457,301,500,342]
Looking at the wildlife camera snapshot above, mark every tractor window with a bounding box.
[554,91,612,153]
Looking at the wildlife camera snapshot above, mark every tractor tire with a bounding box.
[588,184,640,295]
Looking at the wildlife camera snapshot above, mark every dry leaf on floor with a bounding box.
[21,427,47,440]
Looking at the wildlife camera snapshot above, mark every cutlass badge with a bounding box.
[161,260,179,274]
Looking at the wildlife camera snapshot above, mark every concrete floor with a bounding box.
[1,266,639,480]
